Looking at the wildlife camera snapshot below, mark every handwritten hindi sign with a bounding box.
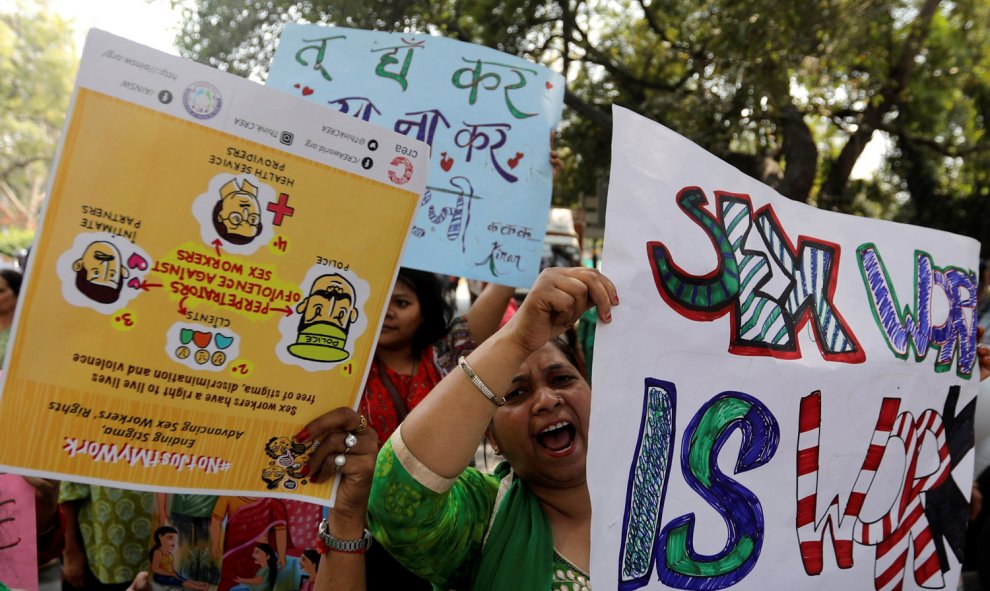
[590,106,979,591]
[268,25,565,287]
[0,30,427,504]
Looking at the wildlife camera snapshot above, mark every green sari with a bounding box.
[368,432,591,590]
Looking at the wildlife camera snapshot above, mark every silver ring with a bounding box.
[334,454,347,470]
[344,433,358,449]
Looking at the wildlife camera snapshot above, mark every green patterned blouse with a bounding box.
[368,429,592,591]
[0,327,9,364]
[59,483,155,584]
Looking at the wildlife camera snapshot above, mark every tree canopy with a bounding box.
[172,0,990,250]
[0,0,76,230]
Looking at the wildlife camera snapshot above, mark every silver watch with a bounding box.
[317,518,373,552]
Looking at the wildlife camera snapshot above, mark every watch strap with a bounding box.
[317,518,373,554]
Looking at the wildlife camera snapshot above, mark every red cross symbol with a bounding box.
[267,193,295,226]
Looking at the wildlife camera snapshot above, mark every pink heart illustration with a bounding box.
[127,253,148,271]
[128,277,140,289]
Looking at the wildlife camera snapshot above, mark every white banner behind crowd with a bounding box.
[591,106,980,591]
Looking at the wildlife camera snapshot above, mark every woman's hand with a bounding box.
[550,150,563,177]
[295,408,379,521]
[549,131,563,177]
[502,267,617,357]
[979,343,990,382]
[61,545,86,588]
[978,326,990,381]
[126,572,150,591]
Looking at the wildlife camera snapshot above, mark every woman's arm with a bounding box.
[59,482,91,590]
[295,407,379,591]
[314,510,367,591]
[463,283,515,345]
[367,438,498,588]
[208,507,224,560]
[150,550,165,575]
[402,267,616,478]
[978,341,990,381]
[155,493,170,526]
[275,525,287,568]
[61,501,87,588]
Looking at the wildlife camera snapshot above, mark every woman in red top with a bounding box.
[360,268,513,446]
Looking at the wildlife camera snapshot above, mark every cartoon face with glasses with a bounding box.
[212,178,263,245]
[72,241,130,304]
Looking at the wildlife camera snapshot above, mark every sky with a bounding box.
[50,0,182,56]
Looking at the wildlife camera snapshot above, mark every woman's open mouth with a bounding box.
[536,421,577,455]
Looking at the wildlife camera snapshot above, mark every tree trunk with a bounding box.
[777,104,817,203]
[819,0,942,210]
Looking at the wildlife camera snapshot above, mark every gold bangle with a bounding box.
[458,356,505,407]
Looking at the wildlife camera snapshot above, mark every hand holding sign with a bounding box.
[501,267,617,358]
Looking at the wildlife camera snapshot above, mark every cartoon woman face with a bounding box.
[252,546,267,566]
[161,532,178,553]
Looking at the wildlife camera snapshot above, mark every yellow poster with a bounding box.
[0,30,428,503]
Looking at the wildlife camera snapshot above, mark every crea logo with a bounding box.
[183,81,222,120]
[388,156,413,185]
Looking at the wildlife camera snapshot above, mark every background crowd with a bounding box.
[3,0,990,589]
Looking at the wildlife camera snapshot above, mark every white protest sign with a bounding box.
[590,106,980,591]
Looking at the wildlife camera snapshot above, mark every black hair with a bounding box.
[256,543,278,588]
[149,525,179,563]
[0,268,22,298]
[302,548,320,573]
[549,328,587,380]
[396,268,453,355]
